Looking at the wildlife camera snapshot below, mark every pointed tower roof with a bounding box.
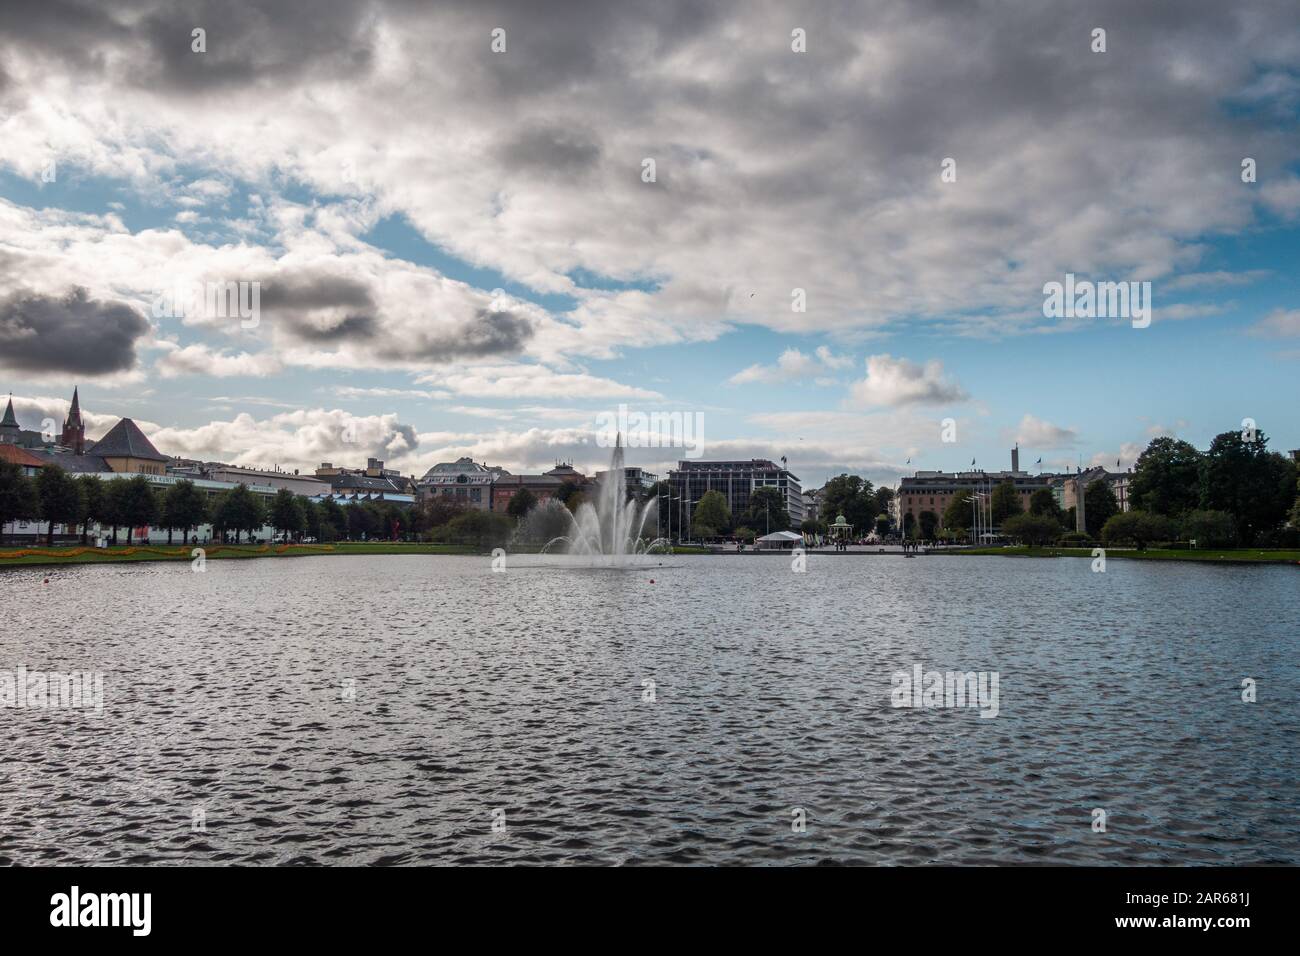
[66,387,83,426]
[1,396,17,429]
[86,417,168,461]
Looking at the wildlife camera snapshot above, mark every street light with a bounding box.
[972,491,988,547]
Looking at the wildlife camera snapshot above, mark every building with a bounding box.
[593,466,659,492]
[60,387,86,454]
[199,465,328,497]
[315,458,415,496]
[667,458,804,532]
[81,418,170,475]
[490,463,589,513]
[897,449,1050,532]
[419,457,500,511]
[1050,467,1132,515]
[1,394,53,450]
[0,442,44,476]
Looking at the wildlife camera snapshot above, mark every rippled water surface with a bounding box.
[2,553,1297,865]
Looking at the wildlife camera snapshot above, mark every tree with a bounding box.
[304,500,325,542]
[692,490,731,538]
[317,498,346,541]
[1199,428,1294,544]
[506,487,537,519]
[77,475,106,544]
[1002,512,1062,546]
[420,494,466,530]
[942,488,974,531]
[36,464,84,546]
[1290,475,1300,530]
[102,477,127,545]
[268,488,307,541]
[0,461,40,541]
[555,481,583,505]
[1028,487,1064,523]
[116,475,158,546]
[1129,436,1202,516]
[874,514,890,537]
[1101,511,1178,550]
[214,483,265,543]
[820,474,878,531]
[1181,510,1238,548]
[874,486,895,515]
[163,479,209,545]
[430,510,512,548]
[1083,479,1118,539]
[380,503,406,541]
[745,486,790,533]
[918,510,938,539]
[733,526,755,544]
[989,480,1022,527]
[344,501,374,540]
[800,518,827,535]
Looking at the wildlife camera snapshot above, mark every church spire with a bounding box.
[1,395,17,429]
[60,386,86,454]
[66,386,82,428]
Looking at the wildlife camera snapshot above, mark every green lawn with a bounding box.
[0,541,480,567]
[955,546,1300,564]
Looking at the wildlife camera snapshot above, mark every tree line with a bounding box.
[0,464,422,546]
[923,427,1298,549]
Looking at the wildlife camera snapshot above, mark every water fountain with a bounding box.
[515,436,670,565]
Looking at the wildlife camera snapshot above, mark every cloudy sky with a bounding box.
[0,0,1297,487]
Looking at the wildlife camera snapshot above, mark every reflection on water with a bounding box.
[1,554,1297,865]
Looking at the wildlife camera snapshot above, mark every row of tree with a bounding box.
[925,427,1298,548]
[683,486,792,539]
[0,463,422,546]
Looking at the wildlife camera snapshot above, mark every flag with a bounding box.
[970,458,975,466]
[1035,457,1042,465]
[1116,458,1120,469]
[905,457,911,464]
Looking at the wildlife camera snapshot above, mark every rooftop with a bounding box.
[87,418,168,461]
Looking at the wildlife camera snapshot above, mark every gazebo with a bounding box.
[828,513,853,546]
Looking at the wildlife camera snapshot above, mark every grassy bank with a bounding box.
[0,541,480,567]
[954,546,1300,564]
[0,540,708,567]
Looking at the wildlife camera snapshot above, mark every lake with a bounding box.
[2,553,1297,864]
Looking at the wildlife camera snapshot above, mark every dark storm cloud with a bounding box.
[0,288,148,375]
[135,0,377,92]
[259,274,377,342]
[0,0,376,92]
[381,308,534,362]
[498,126,602,178]
[260,275,375,312]
[286,313,377,343]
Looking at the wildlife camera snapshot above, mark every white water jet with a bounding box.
[521,436,670,566]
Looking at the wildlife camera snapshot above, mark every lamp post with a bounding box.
[972,491,988,547]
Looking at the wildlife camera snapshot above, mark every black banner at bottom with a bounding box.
[0,865,1279,942]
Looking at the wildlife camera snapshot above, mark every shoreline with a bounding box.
[0,542,478,567]
[0,541,713,568]
[949,546,1300,565]
[2,542,1295,567]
